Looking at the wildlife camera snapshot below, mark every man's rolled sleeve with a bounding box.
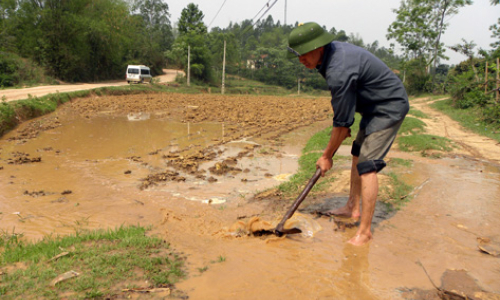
[330,74,357,128]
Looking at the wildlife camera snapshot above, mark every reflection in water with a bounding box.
[127,112,150,121]
[337,243,376,299]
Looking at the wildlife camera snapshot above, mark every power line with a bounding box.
[251,0,279,26]
[240,0,279,36]
[208,0,228,28]
[251,0,272,22]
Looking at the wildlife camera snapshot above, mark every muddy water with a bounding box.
[2,94,500,299]
[170,155,500,300]
[0,109,304,239]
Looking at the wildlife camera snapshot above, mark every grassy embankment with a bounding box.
[0,226,184,299]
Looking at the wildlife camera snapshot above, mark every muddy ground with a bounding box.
[0,92,499,299]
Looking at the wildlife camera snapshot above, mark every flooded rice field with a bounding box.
[0,93,331,239]
[1,93,500,299]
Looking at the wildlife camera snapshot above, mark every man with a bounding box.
[287,22,409,246]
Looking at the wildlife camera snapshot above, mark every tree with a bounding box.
[208,30,240,82]
[130,0,173,74]
[168,3,213,83]
[348,33,364,47]
[178,3,206,35]
[449,39,479,82]
[208,31,238,69]
[132,0,173,52]
[6,0,164,82]
[490,18,500,49]
[387,0,435,61]
[0,0,18,51]
[329,27,348,42]
[387,0,471,73]
[430,0,472,70]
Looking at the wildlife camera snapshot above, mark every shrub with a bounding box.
[0,52,54,87]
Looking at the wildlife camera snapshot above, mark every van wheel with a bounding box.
[140,78,144,84]
[127,81,130,84]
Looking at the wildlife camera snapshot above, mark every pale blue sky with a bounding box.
[168,0,500,65]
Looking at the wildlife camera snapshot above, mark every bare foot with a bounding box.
[324,206,360,219]
[347,233,372,246]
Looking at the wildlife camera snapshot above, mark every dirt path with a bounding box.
[0,94,499,299]
[0,69,182,102]
[411,97,500,163]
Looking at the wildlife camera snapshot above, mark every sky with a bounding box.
[167,0,500,65]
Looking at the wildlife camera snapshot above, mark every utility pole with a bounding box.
[284,0,287,25]
[497,58,499,104]
[187,45,191,87]
[222,40,226,94]
[485,62,488,94]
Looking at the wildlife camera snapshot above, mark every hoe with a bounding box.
[274,168,322,236]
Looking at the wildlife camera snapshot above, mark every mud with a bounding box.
[1,94,500,299]
[401,268,500,300]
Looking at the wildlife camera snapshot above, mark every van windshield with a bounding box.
[128,68,139,74]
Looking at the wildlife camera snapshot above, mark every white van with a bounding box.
[126,65,152,84]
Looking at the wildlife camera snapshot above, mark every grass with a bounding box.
[399,116,427,135]
[431,98,500,143]
[381,171,414,210]
[408,107,430,119]
[277,126,349,196]
[197,255,227,274]
[394,103,455,155]
[301,114,361,154]
[388,157,413,168]
[397,134,454,153]
[0,225,184,300]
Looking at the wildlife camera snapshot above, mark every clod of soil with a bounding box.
[140,170,186,190]
[208,161,243,176]
[8,118,61,141]
[24,190,48,197]
[165,150,218,175]
[6,152,41,164]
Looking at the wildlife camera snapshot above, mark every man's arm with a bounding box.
[316,126,351,176]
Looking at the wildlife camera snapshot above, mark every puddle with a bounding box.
[0,107,303,240]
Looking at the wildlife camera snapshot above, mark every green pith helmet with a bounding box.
[287,22,335,59]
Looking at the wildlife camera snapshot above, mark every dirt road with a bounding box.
[0,69,182,102]
[0,93,499,299]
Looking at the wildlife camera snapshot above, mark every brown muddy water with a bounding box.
[0,109,303,239]
[1,93,500,299]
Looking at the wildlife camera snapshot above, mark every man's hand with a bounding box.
[316,126,351,177]
[316,155,333,177]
